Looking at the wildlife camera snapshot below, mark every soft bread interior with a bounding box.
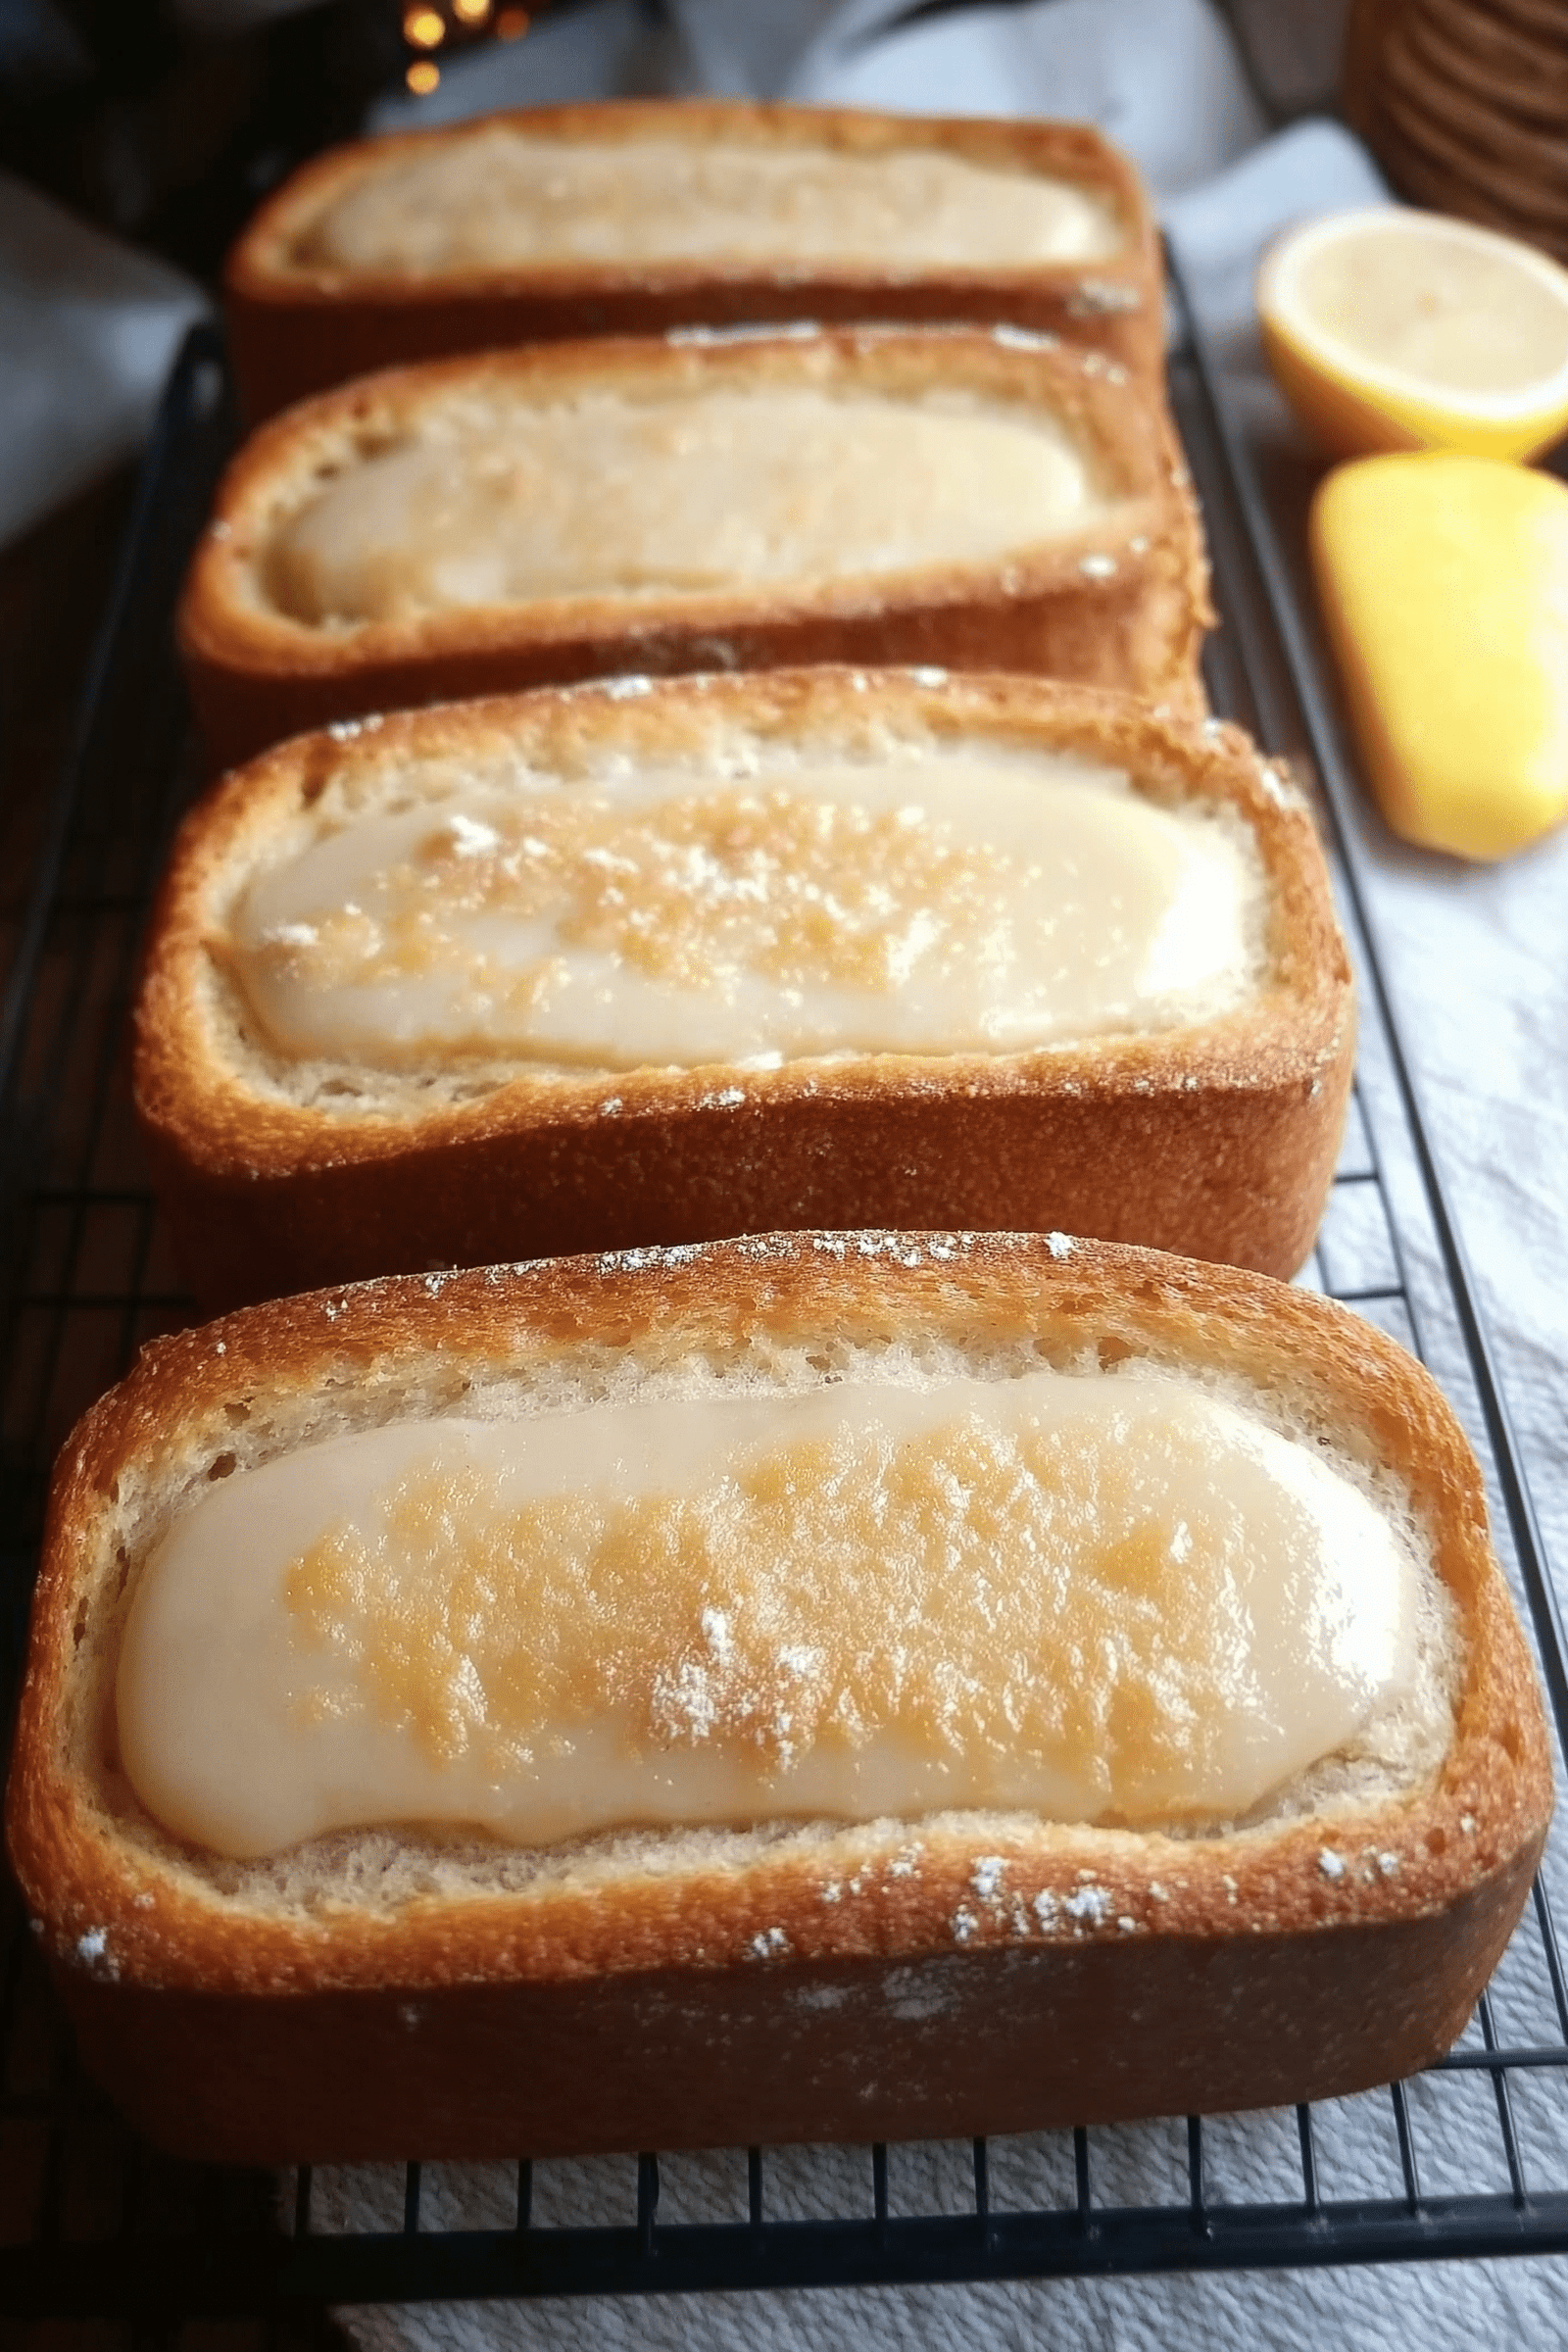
[62,1268,1459,1922]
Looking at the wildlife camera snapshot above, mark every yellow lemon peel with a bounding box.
[1259,208,1568,465]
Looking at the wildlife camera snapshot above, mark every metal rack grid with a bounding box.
[3,320,1568,2328]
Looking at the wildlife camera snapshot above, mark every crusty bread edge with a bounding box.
[131,670,1353,1301]
[224,100,1164,421]
[176,329,1212,770]
[7,1232,1552,2009]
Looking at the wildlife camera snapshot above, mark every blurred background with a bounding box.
[0,0,1348,278]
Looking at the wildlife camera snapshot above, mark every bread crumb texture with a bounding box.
[9,1230,1548,2012]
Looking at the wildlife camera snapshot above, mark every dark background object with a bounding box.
[1344,0,1568,268]
[0,0,1341,284]
[0,0,401,275]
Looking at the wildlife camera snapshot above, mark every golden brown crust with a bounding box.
[177,329,1212,772]
[131,669,1352,1308]
[224,100,1165,423]
[5,1233,1552,2158]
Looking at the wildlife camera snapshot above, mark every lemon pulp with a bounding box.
[1259,208,1568,464]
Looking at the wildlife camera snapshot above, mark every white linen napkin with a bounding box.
[1164,116,1568,1586]
[0,170,207,552]
[788,0,1265,194]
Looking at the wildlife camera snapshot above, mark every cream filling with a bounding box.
[226,750,1262,1071]
[263,390,1103,626]
[299,131,1124,277]
[116,1366,1424,1862]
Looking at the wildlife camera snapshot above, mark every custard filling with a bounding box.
[264,389,1104,626]
[298,131,1124,277]
[227,749,1262,1071]
[116,1367,1423,1861]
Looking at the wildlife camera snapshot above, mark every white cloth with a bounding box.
[368,0,1266,195]
[1165,119,1568,1587]
[0,170,207,551]
[789,0,1267,192]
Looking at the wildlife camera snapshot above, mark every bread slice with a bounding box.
[131,668,1353,1311]
[225,100,1164,422]
[176,326,1211,771]
[6,1232,1550,2162]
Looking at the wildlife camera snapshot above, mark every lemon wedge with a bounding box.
[1258,208,1568,464]
[1311,453,1568,860]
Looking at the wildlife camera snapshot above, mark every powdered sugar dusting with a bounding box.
[883,1965,953,2021]
[991,323,1061,352]
[1067,279,1142,317]
[666,320,823,347]
[971,1856,1008,1902]
[595,1242,709,1275]
[74,1927,119,1978]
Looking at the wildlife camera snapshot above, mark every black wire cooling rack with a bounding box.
[3,318,1568,2330]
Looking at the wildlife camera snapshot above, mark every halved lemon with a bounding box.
[1257,207,1568,464]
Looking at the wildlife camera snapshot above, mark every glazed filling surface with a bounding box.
[297,130,1124,276]
[263,389,1104,626]
[115,1366,1424,1861]
[226,748,1263,1071]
